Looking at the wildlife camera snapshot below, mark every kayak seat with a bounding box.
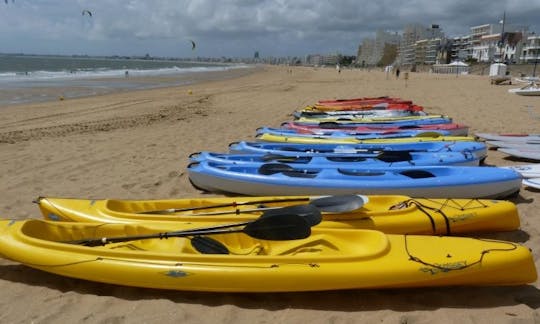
[377,151,412,163]
[318,122,341,129]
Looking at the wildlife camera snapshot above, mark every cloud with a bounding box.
[1,0,539,56]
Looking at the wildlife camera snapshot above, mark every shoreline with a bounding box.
[0,65,257,107]
[0,65,539,323]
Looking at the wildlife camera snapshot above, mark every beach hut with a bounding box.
[489,63,511,85]
[432,61,469,75]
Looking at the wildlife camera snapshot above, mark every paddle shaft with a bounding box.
[140,197,313,214]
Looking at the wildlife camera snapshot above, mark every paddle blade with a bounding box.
[244,213,311,240]
[309,195,368,213]
[191,236,230,254]
[260,204,322,226]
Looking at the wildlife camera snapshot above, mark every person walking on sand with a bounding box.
[336,64,341,74]
[395,68,400,79]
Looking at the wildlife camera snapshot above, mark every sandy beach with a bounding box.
[1,65,540,323]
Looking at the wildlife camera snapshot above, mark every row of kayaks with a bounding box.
[1,96,536,292]
[187,102,523,199]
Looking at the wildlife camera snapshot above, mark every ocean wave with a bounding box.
[0,64,249,83]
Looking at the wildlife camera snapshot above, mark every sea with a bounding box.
[0,54,250,106]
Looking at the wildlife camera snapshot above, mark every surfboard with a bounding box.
[523,178,540,189]
[475,133,540,142]
[499,148,540,161]
[486,141,540,149]
[500,164,540,178]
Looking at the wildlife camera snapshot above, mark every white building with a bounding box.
[470,24,502,62]
[471,23,528,62]
[520,35,540,63]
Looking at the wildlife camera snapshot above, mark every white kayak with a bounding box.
[499,148,540,161]
[486,141,540,149]
[500,164,540,178]
[523,178,540,189]
[508,83,540,96]
[475,133,540,142]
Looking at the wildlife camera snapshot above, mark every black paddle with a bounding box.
[140,194,350,215]
[67,204,321,247]
[190,236,230,254]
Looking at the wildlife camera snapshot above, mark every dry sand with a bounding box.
[1,65,540,323]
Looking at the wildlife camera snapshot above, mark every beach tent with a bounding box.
[432,61,469,75]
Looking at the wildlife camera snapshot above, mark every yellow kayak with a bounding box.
[256,133,476,144]
[35,195,520,235]
[0,219,535,292]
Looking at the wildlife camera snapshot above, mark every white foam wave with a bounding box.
[0,65,249,83]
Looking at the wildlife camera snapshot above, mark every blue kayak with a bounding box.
[189,150,480,167]
[187,161,521,198]
[255,126,453,138]
[228,141,488,161]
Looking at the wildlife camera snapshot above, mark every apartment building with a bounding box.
[451,35,472,61]
[357,29,400,66]
[521,35,540,63]
[398,24,444,66]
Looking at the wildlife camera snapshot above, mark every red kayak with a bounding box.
[317,96,410,105]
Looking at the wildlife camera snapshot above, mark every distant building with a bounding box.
[357,29,400,66]
[521,34,540,63]
[470,24,502,62]
[471,23,528,62]
[451,35,472,61]
[398,24,444,67]
[415,38,441,65]
[321,54,340,65]
[357,38,375,66]
[305,54,340,66]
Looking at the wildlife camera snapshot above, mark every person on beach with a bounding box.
[395,68,400,79]
[336,64,341,74]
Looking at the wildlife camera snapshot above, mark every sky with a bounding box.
[1,0,540,58]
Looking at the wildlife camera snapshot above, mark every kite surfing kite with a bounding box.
[190,40,196,51]
[82,9,92,17]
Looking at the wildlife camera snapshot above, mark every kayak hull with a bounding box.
[188,162,522,199]
[228,141,488,161]
[189,151,480,167]
[0,220,535,292]
[35,195,521,235]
